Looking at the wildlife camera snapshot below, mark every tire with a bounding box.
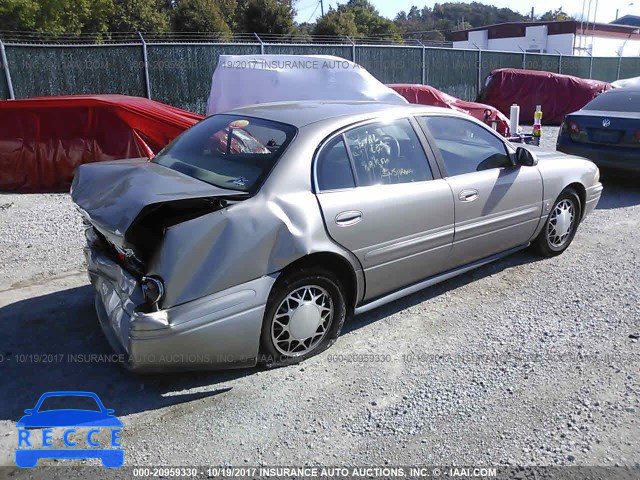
[534,188,582,257]
[259,267,346,368]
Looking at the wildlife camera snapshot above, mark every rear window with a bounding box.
[584,90,640,112]
[153,114,296,192]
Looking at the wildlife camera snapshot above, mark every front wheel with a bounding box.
[534,188,582,257]
[259,267,346,367]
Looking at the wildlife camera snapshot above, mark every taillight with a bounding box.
[634,130,640,142]
[569,121,580,134]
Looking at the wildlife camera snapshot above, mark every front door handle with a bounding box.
[458,189,479,202]
[335,210,362,227]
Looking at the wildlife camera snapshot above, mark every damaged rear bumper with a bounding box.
[84,246,276,373]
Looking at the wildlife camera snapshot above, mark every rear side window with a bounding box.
[316,136,356,191]
[343,118,433,186]
[584,90,640,112]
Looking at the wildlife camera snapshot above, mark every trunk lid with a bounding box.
[564,111,640,148]
[72,159,246,250]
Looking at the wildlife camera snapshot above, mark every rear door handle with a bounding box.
[458,189,479,202]
[335,210,362,226]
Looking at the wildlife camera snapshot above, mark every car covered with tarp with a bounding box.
[389,83,511,136]
[477,68,612,125]
[0,95,203,192]
[206,54,408,116]
[612,76,640,89]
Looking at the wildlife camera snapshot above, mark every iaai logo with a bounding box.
[15,391,123,468]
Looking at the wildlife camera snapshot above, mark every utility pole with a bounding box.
[320,0,324,16]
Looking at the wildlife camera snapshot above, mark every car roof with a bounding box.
[222,101,449,128]
[604,88,640,94]
[38,391,100,398]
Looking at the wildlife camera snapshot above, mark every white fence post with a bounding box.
[0,39,15,99]
[616,54,622,80]
[138,32,151,99]
[346,36,356,62]
[254,33,264,54]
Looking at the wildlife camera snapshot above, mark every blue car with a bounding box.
[557,88,640,173]
[15,391,123,468]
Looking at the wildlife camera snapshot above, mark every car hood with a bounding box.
[520,144,597,167]
[518,144,564,160]
[71,159,246,243]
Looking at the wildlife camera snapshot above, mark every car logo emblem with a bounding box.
[602,119,611,127]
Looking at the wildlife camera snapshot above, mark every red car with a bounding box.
[0,95,203,192]
[388,83,511,136]
[477,68,612,125]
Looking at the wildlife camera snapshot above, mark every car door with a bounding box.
[314,117,455,301]
[418,115,543,267]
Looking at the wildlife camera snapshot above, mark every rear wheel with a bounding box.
[259,267,346,367]
[534,188,581,257]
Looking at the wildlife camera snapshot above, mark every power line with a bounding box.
[305,1,321,23]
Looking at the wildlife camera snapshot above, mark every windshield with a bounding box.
[584,90,640,113]
[153,114,297,192]
[38,395,101,412]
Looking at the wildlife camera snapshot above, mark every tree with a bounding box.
[172,0,231,32]
[393,2,530,41]
[0,0,44,32]
[0,0,113,34]
[312,0,400,41]
[236,0,295,34]
[338,0,399,38]
[538,9,573,21]
[312,8,359,37]
[108,0,171,32]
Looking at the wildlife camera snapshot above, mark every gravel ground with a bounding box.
[0,193,84,291]
[1,126,639,476]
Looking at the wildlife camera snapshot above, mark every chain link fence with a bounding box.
[1,33,638,114]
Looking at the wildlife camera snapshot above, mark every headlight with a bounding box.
[141,276,164,309]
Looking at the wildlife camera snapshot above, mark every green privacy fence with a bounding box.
[1,38,639,114]
[558,56,591,78]
[619,57,640,80]
[355,46,423,84]
[4,44,146,99]
[147,43,260,114]
[424,48,479,100]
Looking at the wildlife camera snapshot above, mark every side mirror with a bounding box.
[514,147,538,167]
[23,409,34,415]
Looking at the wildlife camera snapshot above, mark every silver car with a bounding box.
[71,101,603,372]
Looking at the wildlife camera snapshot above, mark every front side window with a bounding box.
[420,116,511,176]
[153,115,296,192]
[342,118,434,186]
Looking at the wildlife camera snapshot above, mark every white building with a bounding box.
[451,21,640,57]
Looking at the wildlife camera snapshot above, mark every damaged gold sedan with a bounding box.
[72,101,602,372]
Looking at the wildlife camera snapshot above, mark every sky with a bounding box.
[295,0,639,25]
